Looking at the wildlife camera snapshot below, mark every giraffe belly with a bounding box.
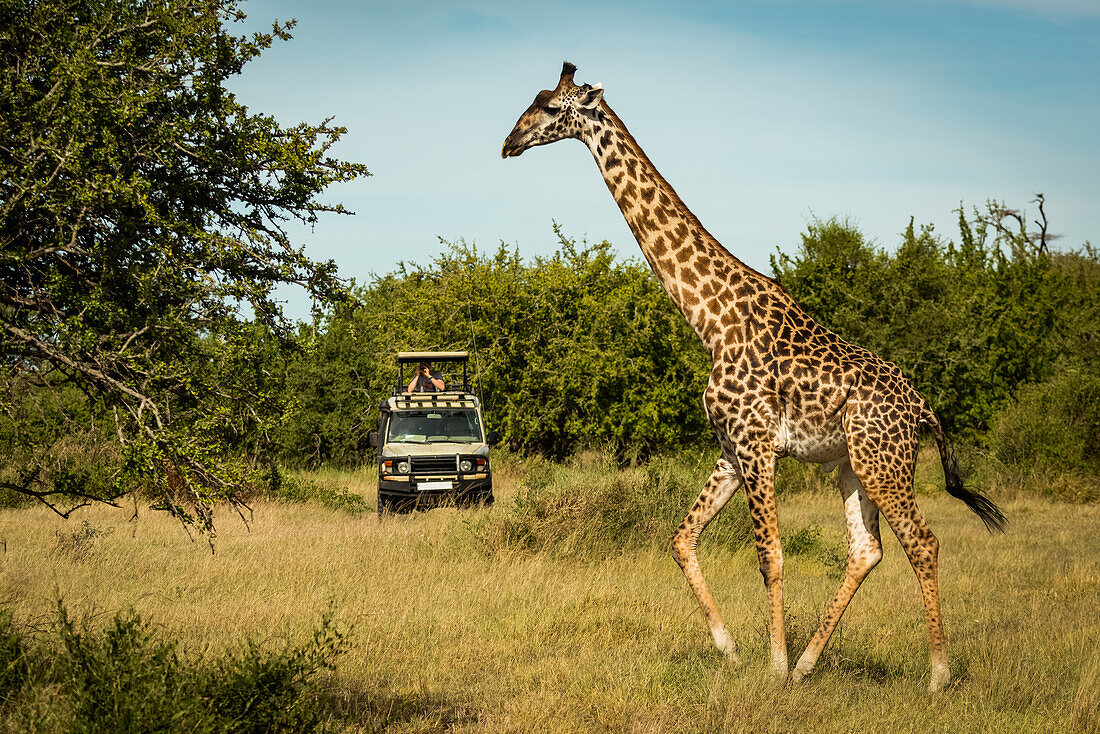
[775,415,849,468]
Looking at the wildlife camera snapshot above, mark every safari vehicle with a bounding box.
[369,351,497,514]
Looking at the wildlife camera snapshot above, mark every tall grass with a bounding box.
[461,449,754,557]
[0,448,1096,732]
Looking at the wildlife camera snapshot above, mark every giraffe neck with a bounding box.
[584,103,765,357]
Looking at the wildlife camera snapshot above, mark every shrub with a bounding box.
[781,523,846,578]
[0,604,348,733]
[775,458,835,495]
[53,520,115,561]
[191,613,348,734]
[0,610,29,703]
[57,606,192,733]
[462,450,754,557]
[988,369,1100,480]
[251,464,369,515]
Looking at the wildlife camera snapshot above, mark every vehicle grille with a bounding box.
[410,456,458,474]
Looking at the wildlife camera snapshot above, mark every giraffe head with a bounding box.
[501,62,604,158]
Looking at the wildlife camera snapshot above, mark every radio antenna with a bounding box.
[466,299,484,400]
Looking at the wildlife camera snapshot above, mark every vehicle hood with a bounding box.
[381,442,489,457]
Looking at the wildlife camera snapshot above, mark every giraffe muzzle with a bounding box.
[501,137,523,158]
[501,127,534,158]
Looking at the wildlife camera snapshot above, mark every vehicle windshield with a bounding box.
[386,409,483,444]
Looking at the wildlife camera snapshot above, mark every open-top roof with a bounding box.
[396,351,469,364]
[394,351,473,395]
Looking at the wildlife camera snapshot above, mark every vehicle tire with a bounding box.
[378,492,408,515]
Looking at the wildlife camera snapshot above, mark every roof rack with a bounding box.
[392,391,479,409]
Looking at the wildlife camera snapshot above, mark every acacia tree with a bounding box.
[0,0,368,528]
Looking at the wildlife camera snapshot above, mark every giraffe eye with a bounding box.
[544,103,561,113]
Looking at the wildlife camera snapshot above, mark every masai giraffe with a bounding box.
[502,62,1005,692]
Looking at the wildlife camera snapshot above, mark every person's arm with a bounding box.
[429,371,445,391]
[407,373,418,392]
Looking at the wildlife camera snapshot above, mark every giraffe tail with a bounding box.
[922,406,1007,533]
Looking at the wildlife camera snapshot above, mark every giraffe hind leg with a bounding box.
[879,496,948,692]
[791,461,882,683]
[671,459,744,663]
[847,427,950,692]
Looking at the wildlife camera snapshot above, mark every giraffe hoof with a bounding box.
[789,661,814,684]
[929,664,950,693]
[718,646,744,668]
[712,631,742,666]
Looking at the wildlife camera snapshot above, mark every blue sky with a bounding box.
[232,1,1100,318]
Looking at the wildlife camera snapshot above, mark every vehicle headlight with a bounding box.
[397,461,410,474]
[459,459,473,472]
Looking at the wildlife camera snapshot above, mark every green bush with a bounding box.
[988,369,1100,484]
[775,458,835,495]
[252,465,368,515]
[57,607,191,733]
[462,450,753,557]
[53,520,115,561]
[0,604,348,733]
[0,610,29,703]
[781,522,846,578]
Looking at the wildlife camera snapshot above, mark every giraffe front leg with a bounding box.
[671,459,744,663]
[744,481,788,679]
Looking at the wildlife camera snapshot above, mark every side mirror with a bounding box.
[368,431,379,448]
[486,430,500,447]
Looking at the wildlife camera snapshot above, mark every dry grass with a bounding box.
[1,452,1097,732]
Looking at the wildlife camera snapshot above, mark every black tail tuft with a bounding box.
[941,448,1007,534]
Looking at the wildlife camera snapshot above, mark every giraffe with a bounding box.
[501,62,1005,692]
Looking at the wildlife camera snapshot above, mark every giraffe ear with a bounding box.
[577,84,604,110]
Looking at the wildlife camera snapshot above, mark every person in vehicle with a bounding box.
[407,361,445,392]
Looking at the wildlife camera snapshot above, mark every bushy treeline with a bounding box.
[4,201,1097,496]
[276,202,1099,481]
[278,228,712,463]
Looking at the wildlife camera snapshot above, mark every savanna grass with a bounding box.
[0,448,1096,732]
